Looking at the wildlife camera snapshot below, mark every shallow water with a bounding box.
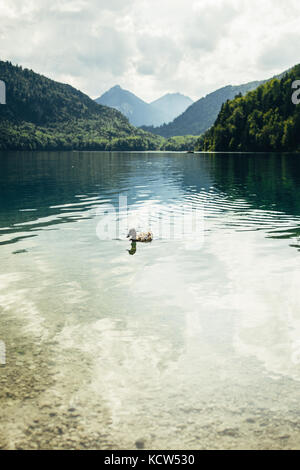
[1,151,300,450]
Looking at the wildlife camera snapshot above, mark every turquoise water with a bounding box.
[1,151,300,449]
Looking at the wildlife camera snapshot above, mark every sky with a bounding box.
[0,0,300,102]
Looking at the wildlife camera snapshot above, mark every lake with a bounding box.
[1,150,300,450]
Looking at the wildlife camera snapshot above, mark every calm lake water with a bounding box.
[1,151,300,450]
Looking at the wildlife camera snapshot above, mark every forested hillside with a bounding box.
[0,61,163,151]
[141,81,264,137]
[196,65,300,152]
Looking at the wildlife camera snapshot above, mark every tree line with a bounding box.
[196,65,300,152]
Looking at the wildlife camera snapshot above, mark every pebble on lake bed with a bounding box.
[135,439,145,449]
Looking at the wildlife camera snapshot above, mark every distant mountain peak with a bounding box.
[149,93,193,125]
[95,87,193,127]
[151,92,192,104]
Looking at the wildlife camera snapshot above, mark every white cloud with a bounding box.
[0,0,300,102]
[185,0,238,52]
[258,32,300,71]
[136,34,181,77]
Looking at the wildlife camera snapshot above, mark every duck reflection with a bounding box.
[127,241,137,256]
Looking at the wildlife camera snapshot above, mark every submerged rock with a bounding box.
[135,439,145,449]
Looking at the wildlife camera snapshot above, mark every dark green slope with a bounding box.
[196,65,300,152]
[0,61,162,151]
[141,81,264,137]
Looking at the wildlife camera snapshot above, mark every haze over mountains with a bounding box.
[149,93,193,125]
[95,85,193,127]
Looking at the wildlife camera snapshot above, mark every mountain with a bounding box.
[141,80,267,137]
[0,61,162,151]
[196,65,300,152]
[95,86,193,127]
[150,93,193,124]
[95,85,162,127]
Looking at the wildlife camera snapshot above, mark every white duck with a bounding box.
[127,228,153,242]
